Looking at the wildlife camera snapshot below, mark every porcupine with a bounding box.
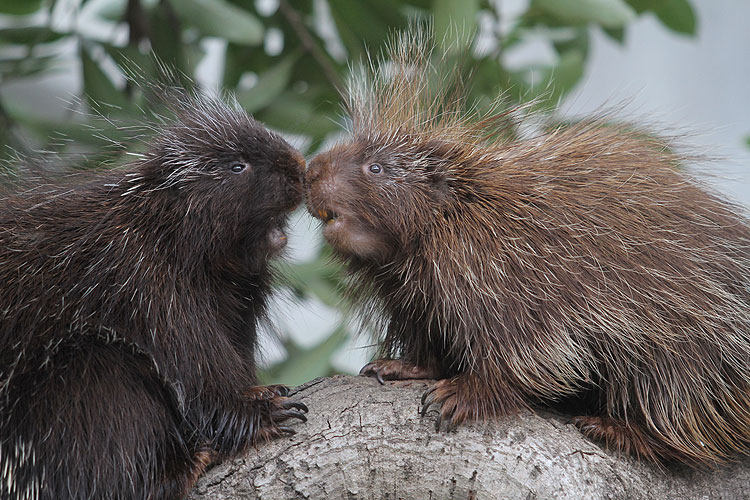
[0,88,307,499]
[305,28,750,466]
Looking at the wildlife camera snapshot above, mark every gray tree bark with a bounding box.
[188,375,750,500]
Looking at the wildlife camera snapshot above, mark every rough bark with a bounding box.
[188,375,750,500]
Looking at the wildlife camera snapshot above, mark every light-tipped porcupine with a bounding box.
[305,28,750,466]
[0,88,308,499]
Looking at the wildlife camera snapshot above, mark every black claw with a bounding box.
[420,397,434,417]
[360,364,386,385]
[421,386,436,406]
[275,385,290,397]
[278,426,296,435]
[272,409,308,423]
[284,401,308,413]
[434,413,442,432]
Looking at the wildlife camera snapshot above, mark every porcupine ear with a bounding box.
[422,139,456,203]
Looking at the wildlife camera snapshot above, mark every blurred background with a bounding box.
[0,0,747,386]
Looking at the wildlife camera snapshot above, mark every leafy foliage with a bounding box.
[0,0,696,384]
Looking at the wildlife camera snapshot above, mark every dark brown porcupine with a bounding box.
[0,89,307,499]
[305,29,750,466]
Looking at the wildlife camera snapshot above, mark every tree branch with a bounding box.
[125,0,148,47]
[188,375,750,499]
[277,0,343,92]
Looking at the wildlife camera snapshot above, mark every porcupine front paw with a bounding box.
[359,358,440,384]
[244,385,309,441]
[420,373,523,431]
[572,415,673,464]
[245,384,291,400]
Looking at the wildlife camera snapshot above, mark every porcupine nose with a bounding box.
[283,151,306,209]
[304,153,325,186]
[304,154,330,211]
[290,150,306,176]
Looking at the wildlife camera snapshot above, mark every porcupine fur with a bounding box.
[0,88,307,499]
[305,28,750,466]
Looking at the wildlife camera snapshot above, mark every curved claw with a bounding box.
[421,385,436,406]
[274,385,290,397]
[420,384,440,416]
[277,426,296,435]
[420,395,436,417]
[245,384,291,401]
[272,408,308,423]
[283,401,309,413]
[359,363,385,385]
[444,418,458,433]
[434,412,443,432]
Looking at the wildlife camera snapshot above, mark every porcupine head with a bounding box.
[305,29,476,263]
[140,89,305,267]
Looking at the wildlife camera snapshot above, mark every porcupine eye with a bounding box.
[361,162,385,178]
[230,163,247,173]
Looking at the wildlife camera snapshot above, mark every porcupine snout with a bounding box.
[279,149,306,211]
[304,151,340,218]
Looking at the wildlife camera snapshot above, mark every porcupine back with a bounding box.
[0,87,305,499]
[339,28,750,464]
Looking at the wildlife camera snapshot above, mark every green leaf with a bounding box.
[0,27,66,45]
[0,0,44,15]
[1,99,125,148]
[0,54,58,79]
[223,41,273,88]
[83,0,126,22]
[169,0,263,45]
[276,251,346,309]
[327,0,407,58]
[548,49,586,98]
[101,44,154,77]
[625,0,696,35]
[433,0,479,49]
[100,44,165,102]
[507,48,586,105]
[256,91,340,139]
[235,55,297,113]
[80,44,131,112]
[624,0,655,14]
[259,326,349,387]
[653,0,696,35]
[402,0,432,8]
[534,0,636,28]
[603,26,625,44]
[552,25,590,57]
[148,1,186,73]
